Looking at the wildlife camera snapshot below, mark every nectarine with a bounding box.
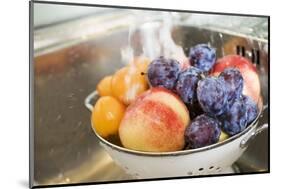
[119,87,190,152]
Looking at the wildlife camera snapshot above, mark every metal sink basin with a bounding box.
[31,12,268,187]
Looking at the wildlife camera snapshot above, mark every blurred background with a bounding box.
[31,1,268,187]
[34,3,111,28]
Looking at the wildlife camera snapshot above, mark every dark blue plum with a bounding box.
[185,114,221,149]
[189,44,216,72]
[219,68,243,105]
[175,67,202,105]
[197,77,228,116]
[242,95,259,124]
[147,56,180,90]
[220,98,248,136]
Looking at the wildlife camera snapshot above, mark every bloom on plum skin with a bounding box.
[175,66,202,105]
[197,77,228,116]
[242,95,259,124]
[147,56,180,91]
[189,44,216,72]
[219,67,244,106]
[219,98,248,136]
[185,114,221,149]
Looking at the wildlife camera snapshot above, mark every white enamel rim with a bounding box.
[85,90,263,157]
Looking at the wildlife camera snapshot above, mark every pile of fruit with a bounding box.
[91,44,260,152]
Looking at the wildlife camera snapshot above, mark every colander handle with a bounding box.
[84,90,99,112]
[240,104,269,149]
[240,123,268,148]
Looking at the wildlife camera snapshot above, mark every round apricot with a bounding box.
[111,65,148,105]
[91,96,126,138]
[97,76,113,96]
[132,56,150,74]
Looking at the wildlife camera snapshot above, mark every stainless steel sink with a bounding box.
[31,12,268,187]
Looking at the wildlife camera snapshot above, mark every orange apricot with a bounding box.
[91,96,126,138]
[111,65,148,105]
[97,76,113,96]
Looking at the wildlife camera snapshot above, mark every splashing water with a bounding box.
[121,11,187,66]
[119,12,188,102]
[158,12,187,63]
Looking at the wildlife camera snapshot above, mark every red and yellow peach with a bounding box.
[119,87,190,152]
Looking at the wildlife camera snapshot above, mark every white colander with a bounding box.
[85,90,268,178]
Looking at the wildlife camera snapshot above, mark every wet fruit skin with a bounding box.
[147,56,181,91]
[175,66,204,119]
[111,65,148,105]
[211,55,260,103]
[219,98,248,136]
[197,77,228,116]
[242,95,259,124]
[185,114,221,149]
[175,67,202,105]
[91,96,126,138]
[97,75,113,96]
[131,56,150,74]
[219,68,244,105]
[189,44,216,72]
[119,87,190,152]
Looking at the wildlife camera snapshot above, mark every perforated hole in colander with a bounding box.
[209,166,214,170]
[216,167,222,172]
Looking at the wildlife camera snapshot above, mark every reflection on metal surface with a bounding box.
[40,151,132,185]
[32,14,268,187]
[34,11,133,57]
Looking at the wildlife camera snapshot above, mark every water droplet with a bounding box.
[56,115,62,121]
[58,173,63,179]
[77,121,82,127]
